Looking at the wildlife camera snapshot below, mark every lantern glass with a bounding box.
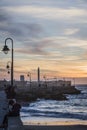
[2,45,10,54]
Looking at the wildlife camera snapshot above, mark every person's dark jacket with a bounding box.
[12,103,21,116]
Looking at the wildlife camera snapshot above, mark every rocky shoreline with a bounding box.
[15,85,80,103]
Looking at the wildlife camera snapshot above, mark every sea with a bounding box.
[20,85,87,125]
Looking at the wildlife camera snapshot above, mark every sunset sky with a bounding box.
[0,0,87,83]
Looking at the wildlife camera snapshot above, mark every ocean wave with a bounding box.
[21,85,87,121]
[21,110,87,120]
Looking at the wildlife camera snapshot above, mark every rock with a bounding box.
[16,92,37,102]
[15,85,80,103]
[44,93,67,100]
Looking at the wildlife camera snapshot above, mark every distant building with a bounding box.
[20,75,25,81]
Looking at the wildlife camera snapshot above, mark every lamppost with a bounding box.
[27,72,31,87]
[54,76,58,87]
[73,78,75,86]
[6,61,11,74]
[43,75,47,88]
[2,38,14,87]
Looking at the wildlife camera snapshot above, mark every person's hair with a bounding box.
[9,99,14,105]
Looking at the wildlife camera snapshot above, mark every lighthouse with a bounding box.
[37,67,40,86]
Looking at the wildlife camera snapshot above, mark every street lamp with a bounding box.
[73,78,75,86]
[54,76,58,86]
[6,61,11,74]
[2,38,14,87]
[27,72,31,87]
[43,75,47,88]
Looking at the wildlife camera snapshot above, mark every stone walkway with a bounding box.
[0,91,8,128]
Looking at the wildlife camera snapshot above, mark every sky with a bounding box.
[0,0,87,83]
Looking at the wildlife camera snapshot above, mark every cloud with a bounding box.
[0,6,43,42]
[15,38,53,55]
[1,0,87,10]
[16,47,49,56]
[4,6,87,20]
[0,0,87,80]
[0,1,87,42]
[0,15,43,42]
[72,23,87,40]
[64,28,79,35]
[14,36,87,63]
[0,9,9,22]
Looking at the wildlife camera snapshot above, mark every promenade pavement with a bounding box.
[0,91,8,129]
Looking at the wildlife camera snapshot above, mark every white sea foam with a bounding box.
[20,85,87,125]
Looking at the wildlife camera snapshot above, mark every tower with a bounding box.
[37,67,40,86]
